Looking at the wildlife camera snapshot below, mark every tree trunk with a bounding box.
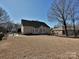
[72,19,76,37]
[63,20,68,37]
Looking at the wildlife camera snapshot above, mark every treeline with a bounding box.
[0,7,20,40]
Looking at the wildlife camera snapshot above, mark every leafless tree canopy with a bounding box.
[48,0,79,36]
[48,0,77,22]
[0,7,12,32]
[0,7,10,24]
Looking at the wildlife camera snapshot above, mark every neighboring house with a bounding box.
[11,23,21,33]
[53,25,79,35]
[21,19,50,35]
[11,28,17,33]
[52,26,64,35]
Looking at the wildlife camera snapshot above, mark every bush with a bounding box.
[0,32,4,40]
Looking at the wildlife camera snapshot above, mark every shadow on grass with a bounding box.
[23,33,51,36]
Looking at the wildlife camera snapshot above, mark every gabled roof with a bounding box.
[21,19,50,28]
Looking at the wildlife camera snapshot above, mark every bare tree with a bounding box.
[69,0,79,37]
[0,7,10,33]
[48,0,75,36]
[69,7,76,37]
[0,7,10,24]
[7,21,14,32]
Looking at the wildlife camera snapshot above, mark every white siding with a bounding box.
[21,25,50,34]
[21,25,24,34]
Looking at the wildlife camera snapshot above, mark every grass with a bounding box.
[0,35,79,59]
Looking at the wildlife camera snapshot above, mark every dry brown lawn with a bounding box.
[0,35,79,59]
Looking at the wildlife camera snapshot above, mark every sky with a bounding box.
[0,0,57,27]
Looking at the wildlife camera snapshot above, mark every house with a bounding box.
[21,19,50,35]
[53,25,79,36]
[51,26,64,35]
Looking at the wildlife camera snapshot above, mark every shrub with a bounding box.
[0,32,4,40]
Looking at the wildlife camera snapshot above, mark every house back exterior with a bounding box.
[21,19,50,35]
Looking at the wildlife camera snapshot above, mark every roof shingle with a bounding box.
[21,19,50,28]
